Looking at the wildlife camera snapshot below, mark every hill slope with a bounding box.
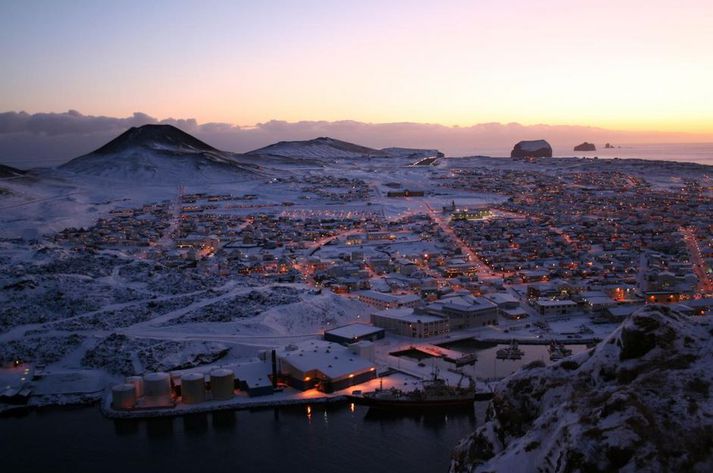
[451,305,713,473]
[246,136,444,161]
[60,124,263,182]
[0,164,26,178]
[246,136,388,159]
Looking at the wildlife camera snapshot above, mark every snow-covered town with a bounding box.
[2,126,711,435]
[4,2,713,471]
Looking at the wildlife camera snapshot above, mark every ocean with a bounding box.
[0,404,481,473]
[471,142,713,165]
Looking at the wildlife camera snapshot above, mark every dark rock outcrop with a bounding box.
[574,142,596,152]
[451,305,713,473]
[0,164,26,178]
[510,140,552,158]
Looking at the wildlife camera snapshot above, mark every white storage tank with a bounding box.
[181,372,206,404]
[143,372,171,401]
[112,383,137,410]
[210,368,235,400]
[169,371,182,390]
[125,376,144,398]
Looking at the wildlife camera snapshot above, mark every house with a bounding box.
[533,299,578,317]
[486,292,527,319]
[580,291,616,312]
[486,293,520,310]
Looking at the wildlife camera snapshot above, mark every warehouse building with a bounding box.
[370,308,449,338]
[233,362,275,397]
[324,323,385,345]
[277,341,377,393]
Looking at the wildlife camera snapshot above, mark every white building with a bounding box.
[357,290,421,310]
[533,299,578,317]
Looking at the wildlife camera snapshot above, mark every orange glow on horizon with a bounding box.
[1,1,712,137]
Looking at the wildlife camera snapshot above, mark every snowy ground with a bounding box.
[1,152,710,410]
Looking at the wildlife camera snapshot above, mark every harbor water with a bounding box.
[437,340,590,379]
[0,403,483,473]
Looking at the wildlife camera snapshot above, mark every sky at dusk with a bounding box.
[1,0,712,134]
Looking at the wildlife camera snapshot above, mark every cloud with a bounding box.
[0,110,159,136]
[0,110,709,169]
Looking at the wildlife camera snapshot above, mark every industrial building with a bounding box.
[233,361,275,397]
[324,323,385,345]
[420,294,498,330]
[277,341,377,393]
[370,308,449,338]
[357,290,421,310]
[533,299,578,316]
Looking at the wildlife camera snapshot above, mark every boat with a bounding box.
[351,369,476,409]
[496,340,524,360]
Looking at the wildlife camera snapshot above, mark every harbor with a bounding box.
[102,363,494,419]
[1,402,481,473]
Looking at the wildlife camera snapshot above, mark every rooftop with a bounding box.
[278,341,375,379]
[324,323,384,340]
[372,308,444,324]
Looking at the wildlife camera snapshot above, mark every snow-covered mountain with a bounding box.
[451,305,713,473]
[246,136,388,159]
[247,136,443,160]
[381,147,443,159]
[60,124,264,182]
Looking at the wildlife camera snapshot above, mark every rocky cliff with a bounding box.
[451,305,713,473]
[574,142,596,152]
[511,140,552,158]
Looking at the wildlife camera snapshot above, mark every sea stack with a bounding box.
[510,140,552,158]
[574,142,596,151]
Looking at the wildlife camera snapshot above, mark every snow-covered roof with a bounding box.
[325,323,384,340]
[486,293,519,305]
[278,340,375,379]
[233,361,273,389]
[534,299,577,307]
[357,290,420,304]
[372,308,444,324]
